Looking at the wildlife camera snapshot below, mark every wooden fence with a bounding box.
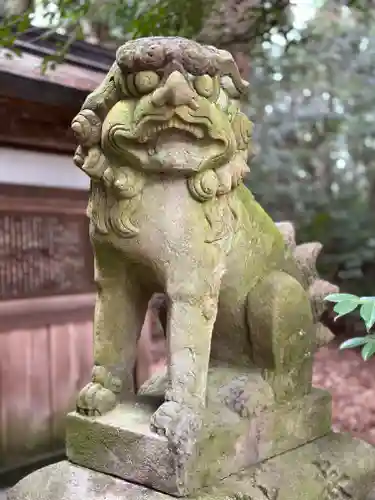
[0,184,95,474]
[0,296,94,474]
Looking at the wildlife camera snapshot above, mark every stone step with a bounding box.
[8,432,375,500]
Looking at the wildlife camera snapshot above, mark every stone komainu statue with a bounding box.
[71,36,337,436]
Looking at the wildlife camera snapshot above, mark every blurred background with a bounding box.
[1,0,375,491]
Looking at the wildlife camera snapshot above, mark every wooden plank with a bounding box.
[0,185,88,215]
[0,183,88,203]
[73,321,94,391]
[0,331,9,463]
[0,199,86,215]
[0,71,89,109]
[0,48,107,91]
[0,95,79,153]
[0,329,33,467]
[13,27,113,72]
[0,294,95,333]
[0,318,94,472]
[0,294,95,320]
[49,323,79,446]
[48,321,93,445]
[22,327,52,457]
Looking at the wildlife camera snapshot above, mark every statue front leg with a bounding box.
[150,278,222,439]
[76,241,148,416]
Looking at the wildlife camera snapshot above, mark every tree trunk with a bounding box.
[1,0,33,16]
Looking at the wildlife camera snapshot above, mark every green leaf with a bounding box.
[339,337,368,350]
[359,299,375,331]
[361,340,375,361]
[333,299,360,319]
[325,293,360,303]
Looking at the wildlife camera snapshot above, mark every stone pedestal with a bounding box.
[7,367,375,500]
[65,367,332,497]
[8,433,375,500]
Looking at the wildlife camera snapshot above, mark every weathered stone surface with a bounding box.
[219,432,375,500]
[66,366,332,496]
[70,36,337,443]
[8,433,375,500]
[7,461,171,500]
[8,33,375,500]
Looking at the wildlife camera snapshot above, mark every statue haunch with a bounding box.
[71,37,337,436]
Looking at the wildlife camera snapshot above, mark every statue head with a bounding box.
[72,37,253,203]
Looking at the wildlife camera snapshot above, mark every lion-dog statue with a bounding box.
[71,36,337,437]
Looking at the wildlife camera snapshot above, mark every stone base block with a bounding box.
[66,386,331,496]
[8,433,375,500]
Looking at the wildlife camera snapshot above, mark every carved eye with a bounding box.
[133,71,160,94]
[113,69,130,98]
[193,75,214,98]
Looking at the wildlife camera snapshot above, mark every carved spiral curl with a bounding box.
[102,167,115,189]
[113,167,146,199]
[73,145,85,169]
[109,198,140,238]
[71,109,102,147]
[74,146,108,181]
[89,182,110,235]
[188,169,219,202]
[231,112,253,152]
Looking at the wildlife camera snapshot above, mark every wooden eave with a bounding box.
[0,26,115,153]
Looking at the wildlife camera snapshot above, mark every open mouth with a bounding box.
[137,117,205,143]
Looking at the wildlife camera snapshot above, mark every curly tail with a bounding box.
[276,221,339,348]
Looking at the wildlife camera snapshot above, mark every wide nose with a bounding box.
[151,71,198,109]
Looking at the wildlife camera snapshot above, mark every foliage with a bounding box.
[247,2,375,296]
[0,0,372,62]
[0,0,296,63]
[0,0,91,67]
[325,293,375,359]
[1,0,371,63]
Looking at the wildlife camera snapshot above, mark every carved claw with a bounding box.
[223,377,251,418]
[76,365,121,416]
[150,401,202,456]
[76,381,117,416]
[150,401,179,436]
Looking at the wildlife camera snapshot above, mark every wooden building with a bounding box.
[0,29,113,478]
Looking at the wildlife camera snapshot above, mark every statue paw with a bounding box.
[150,401,202,455]
[150,401,180,436]
[76,381,117,416]
[224,390,250,418]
